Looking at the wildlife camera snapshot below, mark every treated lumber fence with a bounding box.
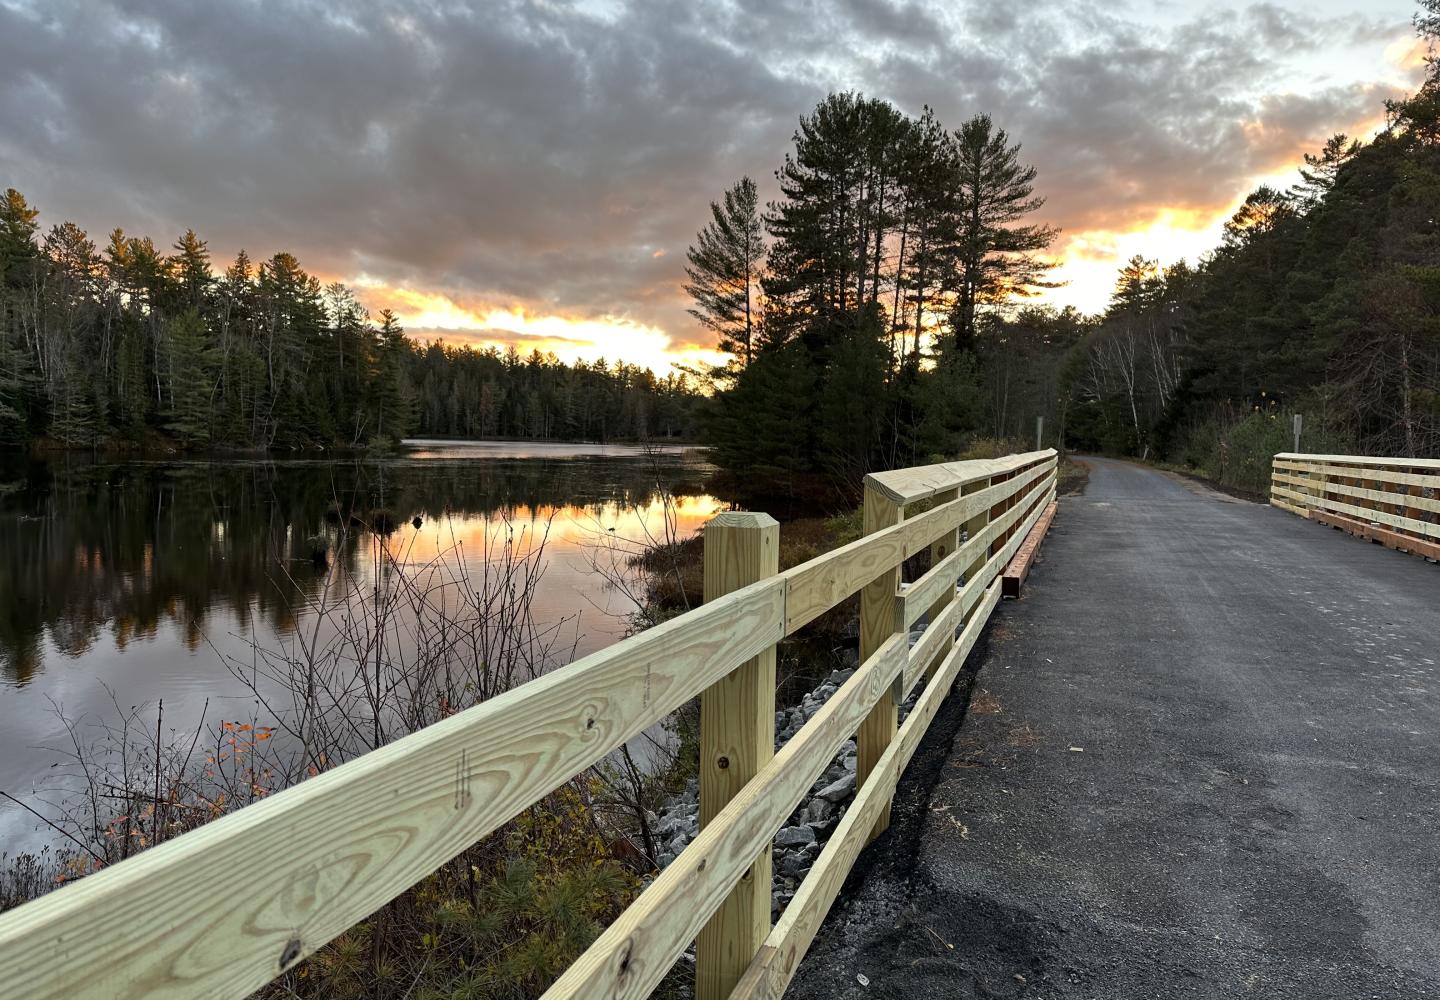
[1270,452,1440,561]
[0,449,1058,1000]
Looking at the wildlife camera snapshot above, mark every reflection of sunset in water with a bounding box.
[355,493,724,648]
[381,494,722,564]
[0,446,718,852]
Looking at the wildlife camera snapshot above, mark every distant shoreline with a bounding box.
[9,435,708,461]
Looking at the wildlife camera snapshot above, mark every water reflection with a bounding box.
[0,444,719,851]
[0,447,715,686]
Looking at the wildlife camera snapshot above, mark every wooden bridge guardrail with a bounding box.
[0,449,1059,1000]
[1271,452,1440,561]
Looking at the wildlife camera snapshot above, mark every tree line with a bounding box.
[0,202,702,450]
[690,7,1440,501]
[1055,5,1440,474]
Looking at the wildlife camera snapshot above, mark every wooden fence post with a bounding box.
[963,472,992,612]
[697,511,779,1000]
[992,469,1015,547]
[857,484,902,843]
[922,487,961,684]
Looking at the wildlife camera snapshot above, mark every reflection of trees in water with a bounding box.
[0,452,710,684]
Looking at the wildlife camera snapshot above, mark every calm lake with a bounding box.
[0,440,721,852]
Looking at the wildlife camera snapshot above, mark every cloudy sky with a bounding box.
[0,0,1428,373]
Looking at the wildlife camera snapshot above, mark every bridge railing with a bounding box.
[0,449,1058,1000]
[1271,452,1440,561]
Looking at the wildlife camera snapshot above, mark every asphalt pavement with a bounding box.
[787,457,1440,1000]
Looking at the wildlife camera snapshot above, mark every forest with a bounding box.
[0,203,702,450]
[690,16,1440,499]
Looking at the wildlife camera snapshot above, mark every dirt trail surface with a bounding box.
[787,457,1439,1000]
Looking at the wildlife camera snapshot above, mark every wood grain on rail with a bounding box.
[782,459,1053,634]
[541,631,910,1000]
[0,576,787,1000]
[865,448,1057,505]
[732,581,1004,1000]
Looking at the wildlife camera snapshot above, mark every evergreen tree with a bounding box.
[763,93,907,352]
[0,190,41,439]
[0,189,40,273]
[704,339,814,486]
[683,177,765,366]
[1292,134,1362,208]
[950,114,1059,352]
[171,229,212,310]
[693,94,1064,497]
[1110,256,1162,311]
[161,309,216,445]
[375,309,417,440]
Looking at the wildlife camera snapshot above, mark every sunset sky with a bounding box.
[0,0,1429,375]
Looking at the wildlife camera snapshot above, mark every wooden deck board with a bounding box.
[1002,499,1058,598]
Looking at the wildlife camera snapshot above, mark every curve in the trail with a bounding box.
[787,457,1439,1000]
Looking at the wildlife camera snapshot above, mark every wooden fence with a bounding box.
[0,449,1058,1000]
[1270,452,1440,561]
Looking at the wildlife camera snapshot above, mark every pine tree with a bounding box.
[0,190,41,439]
[0,189,40,275]
[0,187,704,452]
[171,229,212,310]
[951,114,1059,352]
[161,309,216,445]
[374,309,417,440]
[1110,256,1162,312]
[1292,134,1361,208]
[894,107,958,358]
[763,92,884,350]
[683,177,765,366]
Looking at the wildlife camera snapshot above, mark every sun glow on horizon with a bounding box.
[1042,208,1229,314]
[349,281,727,376]
[343,39,1426,370]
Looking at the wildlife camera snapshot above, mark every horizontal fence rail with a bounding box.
[1271,452,1440,561]
[0,449,1058,1000]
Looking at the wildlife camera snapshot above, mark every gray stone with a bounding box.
[780,852,810,878]
[776,824,816,848]
[816,772,856,802]
[803,797,834,824]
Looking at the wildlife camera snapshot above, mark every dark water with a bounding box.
[0,440,720,850]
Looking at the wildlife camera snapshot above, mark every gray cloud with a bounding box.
[0,0,1420,344]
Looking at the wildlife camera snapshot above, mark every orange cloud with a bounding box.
[1043,91,1404,315]
[1385,35,1432,74]
[350,281,727,375]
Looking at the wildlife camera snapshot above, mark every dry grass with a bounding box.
[1006,723,1044,749]
[1058,457,1090,496]
[969,690,1003,715]
[632,511,864,637]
